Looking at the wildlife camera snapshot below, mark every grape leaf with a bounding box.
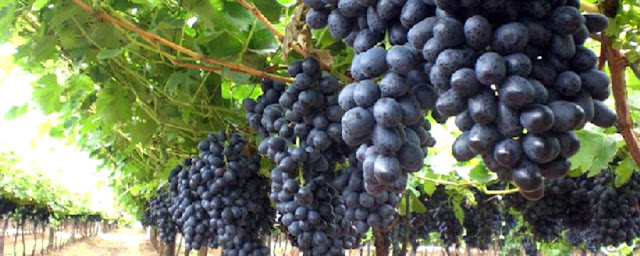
[4,104,29,120]
[97,48,123,59]
[469,164,493,183]
[615,156,638,187]
[571,130,619,176]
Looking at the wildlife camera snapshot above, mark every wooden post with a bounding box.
[31,222,36,256]
[373,229,390,256]
[150,227,158,249]
[0,215,8,256]
[47,227,54,251]
[197,247,207,256]
[159,241,165,255]
[21,218,26,256]
[164,242,176,256]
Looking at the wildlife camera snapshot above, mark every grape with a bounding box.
[492,22,529,55]
[353,30,384,53]
[351,47,388,79]
[328,10,354,39]
[307,8,330,29]
[548,6,584,35]
[408,17,438,50]
[475,52,506,86]
[464,15,492,50]
[386,45,418,75]
[579,70,611,101]
[548,101,586,132]
[504,53,532,77]
[467,89,497,124]
[551,34,576,59]
[519,104,554,134]
[400,0,433,28]
[498,76,536,109]
[380,72,410,97]
[583,13,609,33]
[591,100,618,128]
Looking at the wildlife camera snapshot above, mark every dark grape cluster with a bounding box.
[304,0,439,197]
[196,131,274,256]
[582,171,640,250]
[521,235,538,256]
[334,154,402,234]
[414,1,618,199]
[0,197,17,218]
[244,58,362,255]
[504,175,594,241]
[504,170,640,250]
[168,158,215,252]
[407,185,462,247]
[462,188,501,250]
[149,192,178,243]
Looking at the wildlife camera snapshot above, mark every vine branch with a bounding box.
[602,35,640,168]
[601,0,640,168]
[71,0,294,83]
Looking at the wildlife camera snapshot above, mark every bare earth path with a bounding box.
[48,228,156,256]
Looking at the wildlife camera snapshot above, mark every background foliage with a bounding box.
[1,0,640,254]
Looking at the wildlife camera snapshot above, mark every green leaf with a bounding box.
[398,193,427,216]
[0,2,16,43]
[252,0,283,22]
[570,130,620,175]
[469,164,493,183]
[33,74,63,114]
[421,180,436,196]
[410,194,427,214]
[223,2,255,32]
[97,48,123,59]
[32,0,50,10]
[615,156,638,187]
[166,71,192,96]
[94,86,132,125]
[129,121,158,145]
[4,104,29,120]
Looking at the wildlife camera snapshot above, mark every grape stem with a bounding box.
[232,0,309,58]
[415,176,521,195]
[600,0,640,168]
[414,176,476,186]
[70,0,294,83]
[480,187,520,195]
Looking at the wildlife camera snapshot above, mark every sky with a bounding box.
[0,43,116,214]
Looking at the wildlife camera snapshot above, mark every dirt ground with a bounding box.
[47,229,156,256]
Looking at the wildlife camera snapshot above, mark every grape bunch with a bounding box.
[582,171,640,250]
[333,154,402,234]
[142,202,153,228]
[382,1,620,199]
[245,80,288,139]
[1,196,16,215]
[504,175,595,241]
[304,0,439,196]
[407,185,462,248]
[521,235,538,256]
[245,58,362,255]
[504,180,567,241]
[149,193,178,243]
[167,158,215,252]
[196,131,274,256]
[462,188,501,250]
[504,170,640,249]
[340,47,437,195]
